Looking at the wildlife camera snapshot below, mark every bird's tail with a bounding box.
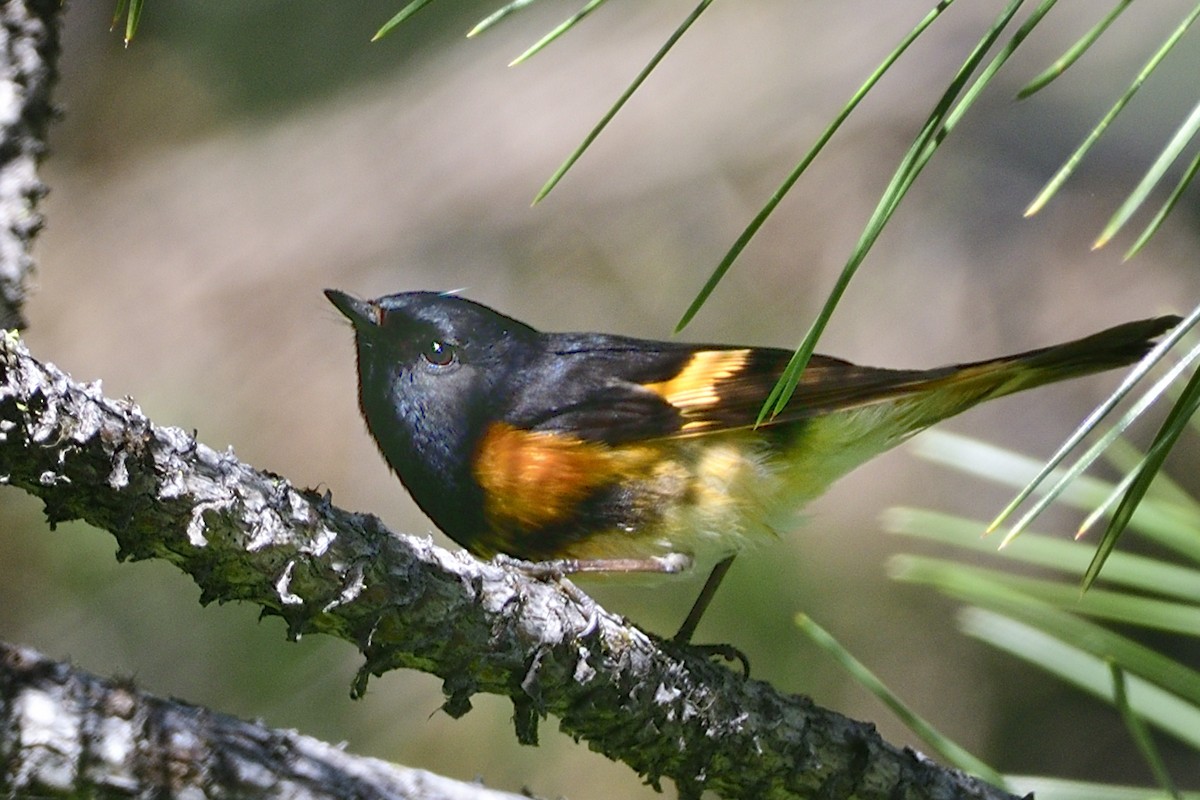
[751,315,1179,530]
[945,314,1178,399]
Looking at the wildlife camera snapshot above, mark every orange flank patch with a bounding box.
[473,423,634,531]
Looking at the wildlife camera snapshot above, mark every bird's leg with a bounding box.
[672,554,736,644]
[494,552,694,579]
[672,555,749,675]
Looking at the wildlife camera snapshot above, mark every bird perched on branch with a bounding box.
[327,288,1178,645]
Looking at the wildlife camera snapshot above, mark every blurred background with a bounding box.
[2,0,1198,796]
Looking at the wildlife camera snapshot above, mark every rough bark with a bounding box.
[0,640,532,800]
[0,0,57,330]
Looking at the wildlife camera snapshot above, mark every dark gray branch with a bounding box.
[0,0,57,331]
[0,335,1022,800]
[0,640,533,800]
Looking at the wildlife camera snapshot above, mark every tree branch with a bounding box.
[0,0,57,331]
[0,640,533,800]
[0,334,1022,800]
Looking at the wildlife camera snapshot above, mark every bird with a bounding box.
[326,288,1178,644]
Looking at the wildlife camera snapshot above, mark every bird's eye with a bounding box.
[421,340,456,368]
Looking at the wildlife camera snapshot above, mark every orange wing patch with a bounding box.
[643,349,751,431]
[473,423,628,531]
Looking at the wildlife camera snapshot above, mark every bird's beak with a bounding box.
[325,289,379,328]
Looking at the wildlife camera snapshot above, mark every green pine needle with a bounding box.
[674,0,958,333]
[886,505,1200,604]
[1077,457,1145,541]
[898,564,1200,706]
[531,0,713,205]
[960,610,1200,749]
[1125,147,1200,260]
[753,0,1048,422]
[110,0,129,32]
[1110,663,1183,800]
[796,613,1006,787]
[987,310,1194,538]
[372,0,440,42]
[995,334,1200,548]
[1095,97,1200,251]
[1100,435,1199,510]
[119,0,144,45]
[509,0,608,66]
[127,0,143,45]
[1016,0,1134,98]
[891,555,1200,636]
[1084,360,1200,589]
[1026,3,1200,219]
[468,0,541,38]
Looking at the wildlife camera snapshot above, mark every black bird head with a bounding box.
[325,289,537,539]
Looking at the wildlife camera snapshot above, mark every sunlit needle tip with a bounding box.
[997,529,1021,550]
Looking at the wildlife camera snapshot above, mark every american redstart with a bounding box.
[326,289,1178,643]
